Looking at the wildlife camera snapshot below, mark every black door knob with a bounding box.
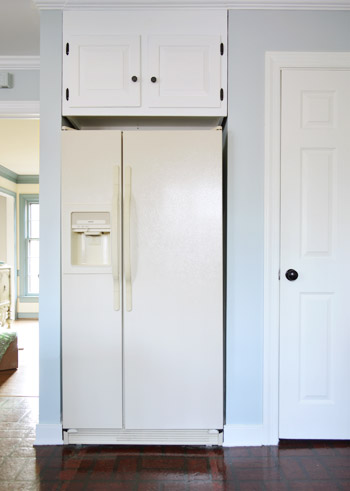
[151,76,157,83]
[131,75,138,82]
[285,269,298,281]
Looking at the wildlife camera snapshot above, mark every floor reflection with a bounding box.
[0,396,349,490]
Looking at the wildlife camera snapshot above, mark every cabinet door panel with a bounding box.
[64,35,140,109]
[123,130,223,429]
[147,36,222,108]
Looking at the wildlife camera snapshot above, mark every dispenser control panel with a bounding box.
[71,212,111,266]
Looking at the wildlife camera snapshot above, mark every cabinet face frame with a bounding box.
[62,10,227,117]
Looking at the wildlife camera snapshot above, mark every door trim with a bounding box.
[263,51,350,445]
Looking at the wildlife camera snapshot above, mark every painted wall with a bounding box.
[0,184,16,318]
[0,195,6,260]
[37,10,62,432]
[226,10,350,426]
[0,70,39,101]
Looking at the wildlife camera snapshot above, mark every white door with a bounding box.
[279,69,350,439]
[123,130,223,429]
[62,130,123,429]
[146,36,222,108]
[63,35,140,110]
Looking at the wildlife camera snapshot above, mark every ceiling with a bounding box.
[0,120,40,175]
[0,1,39,56]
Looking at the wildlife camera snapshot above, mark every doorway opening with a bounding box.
[0,117,39,402]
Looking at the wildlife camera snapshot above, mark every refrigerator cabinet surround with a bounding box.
[62,129,224,445]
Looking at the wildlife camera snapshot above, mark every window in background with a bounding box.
[20,195,39,299]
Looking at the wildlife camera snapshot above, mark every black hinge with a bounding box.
[66,88,69,101]
[66,42,69,55]
[220,43,224,56]
[220,88,224,101]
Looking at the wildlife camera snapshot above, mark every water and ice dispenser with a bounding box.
[71,212,111,266]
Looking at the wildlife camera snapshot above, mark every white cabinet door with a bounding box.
[63,35,140,110]
[280,69,350,439]
[122,130,223,430]
[147,35,222,108]
[62,11,227,116]
[62,130,123,429]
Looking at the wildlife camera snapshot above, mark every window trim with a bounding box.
[19,194,39,300]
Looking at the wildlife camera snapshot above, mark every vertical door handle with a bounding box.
[112,165,120,310]
[124,166,132,312]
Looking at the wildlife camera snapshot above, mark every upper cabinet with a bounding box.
[62,10,227,117]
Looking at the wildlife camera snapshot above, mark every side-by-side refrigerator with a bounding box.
[61,129,223,445]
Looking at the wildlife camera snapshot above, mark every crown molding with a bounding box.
[17,175,40,184]
[0,101,40,118]
[0,57,40,70]
[0,165,39,184]
[0,164,17,183]
[32,0,350,10]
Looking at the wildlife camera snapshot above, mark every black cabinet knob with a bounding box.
[131,76,138,82]
[151,76,157,83]
[285,269,299,281]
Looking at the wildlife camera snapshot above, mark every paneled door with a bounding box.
[63,35,141,109]
[146,36,222,108]
[279,69,350,439]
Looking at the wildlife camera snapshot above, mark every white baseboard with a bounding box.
[223,424,265,447]
[35,424,63,445]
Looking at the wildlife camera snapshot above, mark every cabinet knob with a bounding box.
[131,76,138,82]
[151,76,157,83]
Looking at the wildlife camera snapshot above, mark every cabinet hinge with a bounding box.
[220,43,224,56]
[66,42,69,56]
[220,88,224,101]
[278,270,281,280]
[66,88,69,101]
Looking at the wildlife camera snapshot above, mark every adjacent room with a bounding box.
[0,118,39,398]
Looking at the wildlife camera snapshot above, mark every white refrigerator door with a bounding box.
[123,130,223,429]
[62,130,123,429]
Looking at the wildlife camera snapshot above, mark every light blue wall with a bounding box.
[0,70,39,101]
[38,10,62,425]
[226,10,350,425]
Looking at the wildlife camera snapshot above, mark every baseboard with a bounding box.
[35,424,63,445]
[223,424,265,447]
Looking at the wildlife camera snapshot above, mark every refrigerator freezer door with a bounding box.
[123,130,223,429]
[62,131,123,429]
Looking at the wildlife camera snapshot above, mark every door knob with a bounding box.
[151,76,157,83]
[131,76,138,82]
[285,269,298,281]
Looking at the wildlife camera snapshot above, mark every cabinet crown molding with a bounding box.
[32,0,350,10]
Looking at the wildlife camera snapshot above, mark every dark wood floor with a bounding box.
[0,397,349,490]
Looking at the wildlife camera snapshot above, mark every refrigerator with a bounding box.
[61,129,223,445]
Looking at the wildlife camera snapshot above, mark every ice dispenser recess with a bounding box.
[71,212,111,266]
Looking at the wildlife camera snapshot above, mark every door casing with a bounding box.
[264,51,350,445]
